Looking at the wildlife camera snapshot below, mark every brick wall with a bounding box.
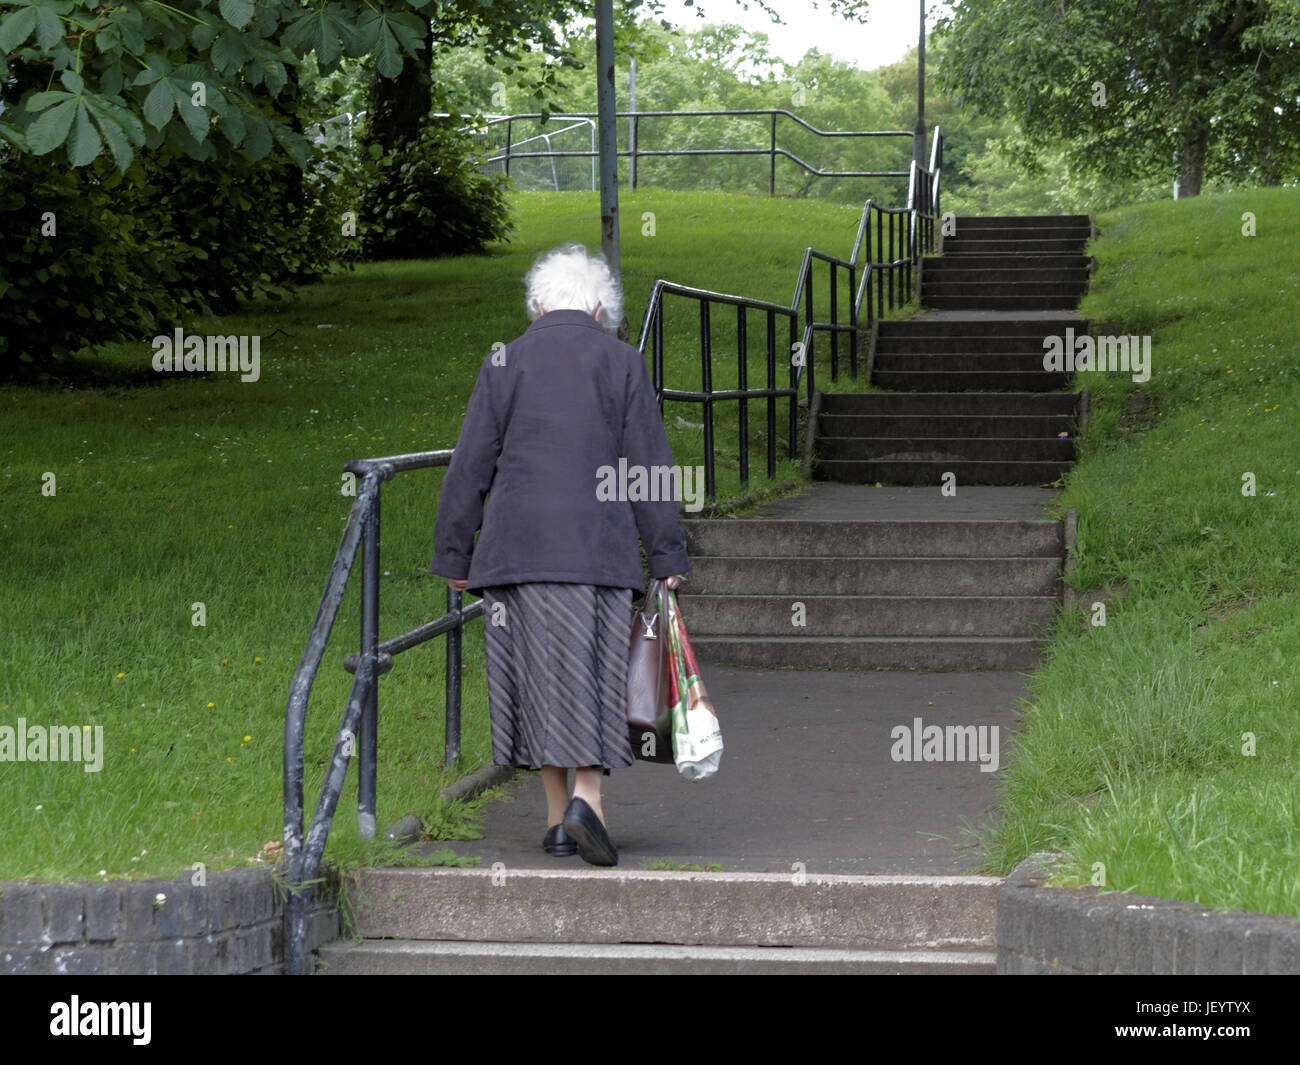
[0,867,340,975]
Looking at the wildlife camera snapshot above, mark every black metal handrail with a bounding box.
[470,109,915,195]
[282,449,483,976]
[636,128,943,502]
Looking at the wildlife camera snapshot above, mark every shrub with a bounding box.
[351,117,513,261]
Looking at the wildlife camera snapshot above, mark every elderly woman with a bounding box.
[430,242,689,867]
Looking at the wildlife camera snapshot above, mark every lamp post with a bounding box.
[595,0,627,338]
[913,0,926,176]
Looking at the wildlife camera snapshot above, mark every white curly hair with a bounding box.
[524,242,623,331]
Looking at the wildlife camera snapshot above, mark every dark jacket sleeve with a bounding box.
[622,349,691,579]
[430,357,503,580]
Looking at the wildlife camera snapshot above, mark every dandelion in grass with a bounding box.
[207,702,215,708]
[116,672,125,679]
[243,735,251,743]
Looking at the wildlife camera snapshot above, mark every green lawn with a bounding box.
[0,188,884,882]
[976,187,1300,916]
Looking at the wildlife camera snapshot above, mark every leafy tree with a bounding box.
[934,0,1300,197]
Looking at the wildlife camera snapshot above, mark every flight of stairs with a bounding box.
[922,214,1091,310]
[680,517,1061,670]
[682,214,1090,671]
[817,381,1080,486]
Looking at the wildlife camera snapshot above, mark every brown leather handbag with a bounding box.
[627,578,674,763]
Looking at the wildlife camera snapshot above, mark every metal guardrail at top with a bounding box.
[282,448,482,976]
[307,108,912,196]
[472,109,915,195]
[636,127,943,503]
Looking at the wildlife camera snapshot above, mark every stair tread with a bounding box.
[319,940,997,962]
[695,635,1039,643]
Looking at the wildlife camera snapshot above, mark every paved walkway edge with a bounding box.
[997,852,1300,974]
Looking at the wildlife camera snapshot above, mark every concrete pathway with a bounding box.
[421,664,1027,875]
[417,483,1057,877]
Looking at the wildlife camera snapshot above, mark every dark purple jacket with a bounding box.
[430,309,691,594]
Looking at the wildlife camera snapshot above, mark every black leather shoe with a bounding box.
[561,797,618,866]
[543,823,577,857]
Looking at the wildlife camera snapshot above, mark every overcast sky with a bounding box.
[649,0,953,71]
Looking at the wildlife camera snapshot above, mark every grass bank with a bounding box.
[977,187,1300,916]
[0,188,880,881]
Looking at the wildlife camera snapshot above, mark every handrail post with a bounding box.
[888,211,896,311]
[766,308,777,477]
[357,481,381,840]
[736,304,749,489]
[630,113,639,190]
[829,262,839,382]
[700,299,715,502]
[848,262,858,378]
[804,266,815,398]
[875,207,884,320]
[504,117,512,177]
[653,295,665,410]
[788,315,799,453]
[770,111,777,196]
[445,586,463,766]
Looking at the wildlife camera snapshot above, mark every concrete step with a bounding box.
[871,369,1071,391]
[317,939,997,975]
[681,518,1063,558]
[340,867,1001,951]
[952,214,1090,229]
[921,294,1084,310]
[876,334,1076,353]
[818,413,1074,438]
[923,268,1089,285]
[939,238,1088,254]
[943,226,1090,243]
[821,391,1078,415]
[921,281,1088,299]
[815,436,1076,463]
[678,593,1059,637]
[815,458,1071,486]
[693,634,1042,670]
[684,555,1062,596]
[873,353,1065,371]
[924,255,1090,272]
[878,318,1087,339]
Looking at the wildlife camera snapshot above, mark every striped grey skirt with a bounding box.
[481,582,635,773]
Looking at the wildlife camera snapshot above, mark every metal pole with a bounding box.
[445,587,462,766]
[629,57,637,190]
[701,300,715,502]
[913,0,926,174]
[596,0,621,289]
[736,304,749,489]
[770,111,777,196]
[357,489,379,841]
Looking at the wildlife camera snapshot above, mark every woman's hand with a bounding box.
[444,577,469,592]
[664,574,685,590]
